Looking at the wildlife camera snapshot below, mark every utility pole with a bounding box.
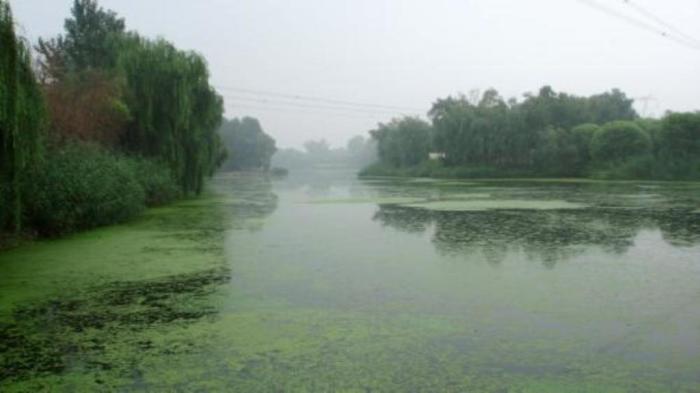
[634,95,657,117]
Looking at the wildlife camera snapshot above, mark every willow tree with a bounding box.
[36,0,225,194]
[429,95,477,166]
[219,117,277,171]
[0,1,45,233]
[370,117,432,167]
[118,36,224,194]
[590,121,652,165]
[426,87,640,173]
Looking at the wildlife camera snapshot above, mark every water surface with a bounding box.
[2,172,700,392]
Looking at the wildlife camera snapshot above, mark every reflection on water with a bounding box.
[215,173,279,230]
[220,173,700,391]
[374,204,700,267]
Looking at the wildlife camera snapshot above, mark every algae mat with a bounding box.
[2,173,700,392]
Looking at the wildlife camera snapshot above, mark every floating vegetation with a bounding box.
[2,175,700,391]
[306,196,423,205]
[401,199,586,211]
[0,174,277,391]
[0,267,229,383]
[438,192,491,200]
[407,178,442,183]
[434,181,479,187]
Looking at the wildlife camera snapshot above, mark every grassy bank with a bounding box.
[360,162,536,179]
[359,159,700,181]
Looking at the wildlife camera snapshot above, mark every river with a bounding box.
[2,171,700,392]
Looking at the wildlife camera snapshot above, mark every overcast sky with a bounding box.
[10,0,700,148]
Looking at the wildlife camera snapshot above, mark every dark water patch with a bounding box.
[0,267,229,383]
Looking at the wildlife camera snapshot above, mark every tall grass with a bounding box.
[22,143,179,236]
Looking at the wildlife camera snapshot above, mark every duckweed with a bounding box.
[1,173,699,392]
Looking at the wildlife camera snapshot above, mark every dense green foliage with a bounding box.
[22,144,146,236]
[371,117,432,167]
[1,0,227,243]
[655,113,700,178]
[35,1,225,195]
[218,117,276,171]
[36,0,125,78]
[20,143,182,236]
[590,121,652,164]
[364,87,700,180]
[118,35,225,193]
[128,158,182,207]
[0,1,46,233]
[428,87,637,171]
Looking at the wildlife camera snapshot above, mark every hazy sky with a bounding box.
[10,0,700,148]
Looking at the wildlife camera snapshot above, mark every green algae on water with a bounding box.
[2,174,700,392]
[439,192,491,200]
[0,175,277,391]
[306,196,423,205]
[401,199,586,211]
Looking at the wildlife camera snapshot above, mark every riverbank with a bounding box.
[0,143,182,251]
[359,160,700,181]
[360,162,535,179]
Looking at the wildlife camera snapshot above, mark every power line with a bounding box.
[224,101,400,120]
[215,85,424,112]
[621,0,700,47]
[221,94,418,116]
[575,0,700,51]
[226,104,391,120]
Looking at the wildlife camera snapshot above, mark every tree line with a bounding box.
[272,136,377,171]
[35,0,227,193]
[363,87,700,180]
[217,122,378,173]
[218,117,277,172]
[1,0,263,242]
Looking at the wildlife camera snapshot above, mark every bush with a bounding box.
[129,158,181,206]
[22,143,146,236]
[570,123,599,175]
[654,113,700,179]
[591,121,651,165]
[658,113,700,158]
[359,163,393,177]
